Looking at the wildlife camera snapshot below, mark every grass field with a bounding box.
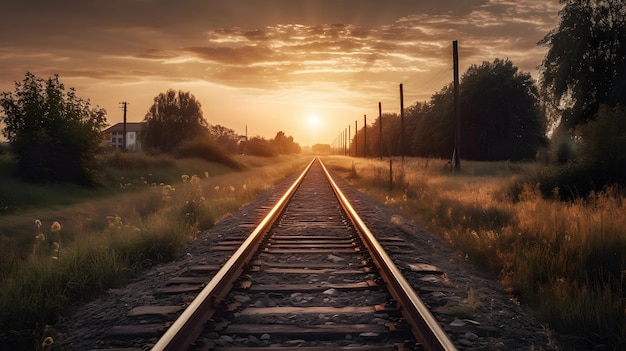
[0,152,312,350]
[323,155,625,349]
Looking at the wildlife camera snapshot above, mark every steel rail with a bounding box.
[319,158,458,351]
[151,158,316,351]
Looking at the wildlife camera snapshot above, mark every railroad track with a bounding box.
[145,158,456,351]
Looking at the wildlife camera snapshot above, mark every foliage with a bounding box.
[539,0,626,132]
[0,155,310,350]
[357,59,546,161]
[173,137,243,170]
[241,132,301,157]
[312,143,331,154]
[0,72,107,184]
[272,131,301,154]
[207,124,240,154]
[459,59,547,160]
[142,89,208,153]
[325,156,626,348]
[243,136,277,157]
[522,105,626,200]
[577,104,626,182]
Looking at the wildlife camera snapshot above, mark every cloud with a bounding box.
[0,0,562,146]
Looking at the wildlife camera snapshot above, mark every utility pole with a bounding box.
[348,125,351,156]
[453,40,461,171]
[400,83,404,162]
[363,114,367,158]
[378,102,383,160]
[119,101,129,151]
[344,128,348,156]
[355,120,358,157]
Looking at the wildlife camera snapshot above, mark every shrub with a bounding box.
[577,104,626,183]
[174,137,243,170]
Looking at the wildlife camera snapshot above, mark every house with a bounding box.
[104,122,146,152]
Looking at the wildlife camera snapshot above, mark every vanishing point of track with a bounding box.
[151,158,456,351]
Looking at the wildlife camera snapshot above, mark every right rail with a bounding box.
[321,160,457,351]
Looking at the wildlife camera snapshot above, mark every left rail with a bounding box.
[151,158,315,351]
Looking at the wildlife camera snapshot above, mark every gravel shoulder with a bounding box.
[56,167,565,350]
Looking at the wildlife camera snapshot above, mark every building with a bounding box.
[103,122,146,151]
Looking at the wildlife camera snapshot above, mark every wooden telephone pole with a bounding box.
[400,83,404,162]
[378,102,383,160]
[363,114,367,158]
[453,40,461,171]
[119,101,129,151]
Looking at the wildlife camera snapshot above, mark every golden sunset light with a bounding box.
[4,2,626,349]
[0,0,562,146]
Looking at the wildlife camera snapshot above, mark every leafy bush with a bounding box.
[244,136,277,157]
[577,104,626,183]
[0,72,107,185]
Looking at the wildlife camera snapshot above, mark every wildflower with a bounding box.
[242,184,247,191]
[228,185,235,192]
[181,174,190,182]
[35,219,42,229]
[190,175,200,184]
[204,171,209,178]
[41,336,54,348]
[50,221,61,233]
[214,186,220,192]
[35,233,46,241]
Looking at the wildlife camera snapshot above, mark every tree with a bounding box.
[207,124,239,154]
[539,0,626,132]
[403,59,545,161]
[577,104,626,182]
[143,89,208,153]
[272,131,301,154]
[459,59,547,161]
[245,136,276,157]
[0,72,107,184]
[312,143,331,154]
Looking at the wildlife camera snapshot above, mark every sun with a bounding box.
[307,113,321,128]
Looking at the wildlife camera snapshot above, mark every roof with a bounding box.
[104,122,146,133]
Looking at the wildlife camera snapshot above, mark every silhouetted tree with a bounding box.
[143,90,207,153]
[245,136,276,157]
[272,131,301,154]
[539,0,626,132]
[312,144,331,154]
[459,59,547,160]
[0,72,107,184]
[207,124,239,154]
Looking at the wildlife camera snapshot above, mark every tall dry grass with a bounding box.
[0,154,310,350]
[323,155,625,348]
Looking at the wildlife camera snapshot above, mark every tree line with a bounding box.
[346,58,547,162]
[0,80,300,184]
[143,89,301,158]
[340,0,626,196]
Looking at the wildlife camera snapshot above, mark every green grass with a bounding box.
[0,152,311,350]
[323,155,626,349]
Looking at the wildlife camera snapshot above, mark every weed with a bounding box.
[323,155,626,348]
[0,154,311,350]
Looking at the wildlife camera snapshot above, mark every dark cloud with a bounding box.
[0,0,562,128]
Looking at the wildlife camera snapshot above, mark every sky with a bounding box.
[0,0,562,147]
